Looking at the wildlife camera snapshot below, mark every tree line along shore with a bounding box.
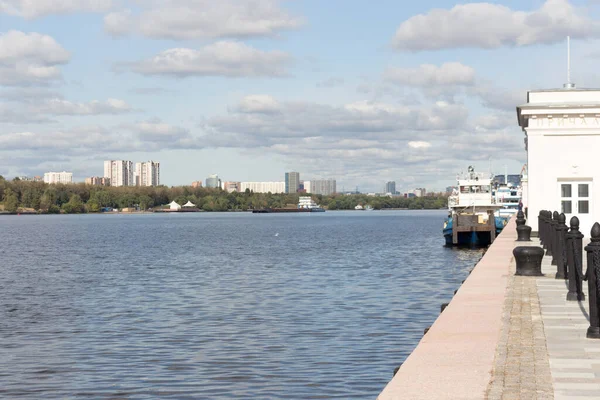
[0,178,449,214]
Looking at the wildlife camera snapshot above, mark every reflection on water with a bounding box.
[0,211,483,399]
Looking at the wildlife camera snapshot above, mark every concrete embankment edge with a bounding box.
[377,218,516,400]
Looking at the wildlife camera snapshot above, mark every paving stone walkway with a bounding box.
[488,237,600,399]
[487,259,554,399]
[536,239,600,400]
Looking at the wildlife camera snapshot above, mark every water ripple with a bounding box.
[0,211,482,399]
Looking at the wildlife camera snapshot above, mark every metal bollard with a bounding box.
[545,211,553,255]
[538,211,544,246]
[542,210,551,250]
[550,211,559,265]
[584,223,600,339]
[441,303,449,313]
[555,213,569,279]
[516,210,532,242]
[513,246,544,276]
[566,216,585,301]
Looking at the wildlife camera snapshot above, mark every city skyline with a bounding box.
[3,1,598,191]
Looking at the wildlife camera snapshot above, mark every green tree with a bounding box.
[3,188,19,212]
[62,194,85,214]
[138,195,154,210]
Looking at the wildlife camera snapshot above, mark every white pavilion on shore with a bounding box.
[183,201,196,208]
[517,86,600,235]
[168,201,181,211]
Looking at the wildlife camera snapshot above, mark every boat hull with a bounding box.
[443,216,505,247]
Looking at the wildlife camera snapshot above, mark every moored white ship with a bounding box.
[443,166,506,246]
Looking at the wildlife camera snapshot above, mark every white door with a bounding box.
[559,181,592,232]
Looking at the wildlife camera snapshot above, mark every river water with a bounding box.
[0,210,483,399]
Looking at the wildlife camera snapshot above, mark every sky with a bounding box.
[2,0,600,192]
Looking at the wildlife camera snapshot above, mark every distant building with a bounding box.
[223,181,241,193]
[85,176,110,186]
[285,172,300,193]
[405,192,416,198]
[300,181,309,193]
[413,188,426,197]
[135,161,160,186]
[308,179,337,196]
[44,171,73,184]
[191,181,202,188]
[385,181,396,194]
[16,176,42,182]
[240,182,285,193]
[205,174,221,188]
[104,160,133,187]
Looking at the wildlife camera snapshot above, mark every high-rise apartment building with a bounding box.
[104,160,133,187]
[240,182,285,193]
[85,176,110,186]
[385,181,396,194]
[205,174,221,188]
[135,161,160,186]
[43,171,73,184]
[191,181,203,188]
[285,172,300,194]
[307,179,337,196]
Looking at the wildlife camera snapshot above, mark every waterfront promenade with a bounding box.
[378,218,600,399]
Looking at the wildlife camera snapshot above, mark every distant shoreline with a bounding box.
[0,208,447,216]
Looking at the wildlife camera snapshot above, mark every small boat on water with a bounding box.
[365,205,374,211]
[443,166,506,246]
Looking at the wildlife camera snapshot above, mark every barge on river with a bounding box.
[253,196,325,213]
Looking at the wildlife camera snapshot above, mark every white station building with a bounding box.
[517,86,600,235]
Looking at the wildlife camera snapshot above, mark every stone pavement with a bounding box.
[486,270,554,399]
[535,239,600,400]
[488,238,600,399]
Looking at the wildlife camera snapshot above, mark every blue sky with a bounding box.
[2,0,600,192]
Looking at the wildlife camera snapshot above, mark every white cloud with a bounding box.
[237,95,282,114]
[384,62,475,86]
[0,97,134,123]
[393,0,599,51]
[0,0,113,18]
[104,0,302,40]
[37,98,133,115]
[0,30,70,86]
[129,41,291,78]
[408,141,432,149]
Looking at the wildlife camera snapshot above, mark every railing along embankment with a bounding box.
[377,217,517,400]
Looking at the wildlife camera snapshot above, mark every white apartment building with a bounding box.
[104,160,133,187]
[240,182,285,193]
[306,179,337,196]
[43,171,73,184]
[135,161,160,186]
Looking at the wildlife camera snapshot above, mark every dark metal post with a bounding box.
[551,211,559,265]
[542,210,550,250]
[555,213,568,279]
[545,211,552,254]
[516,210,532,241]
[584,223,600,339]
[538,211,544,246]
[513,246,544,276]
[566,216,585,301]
